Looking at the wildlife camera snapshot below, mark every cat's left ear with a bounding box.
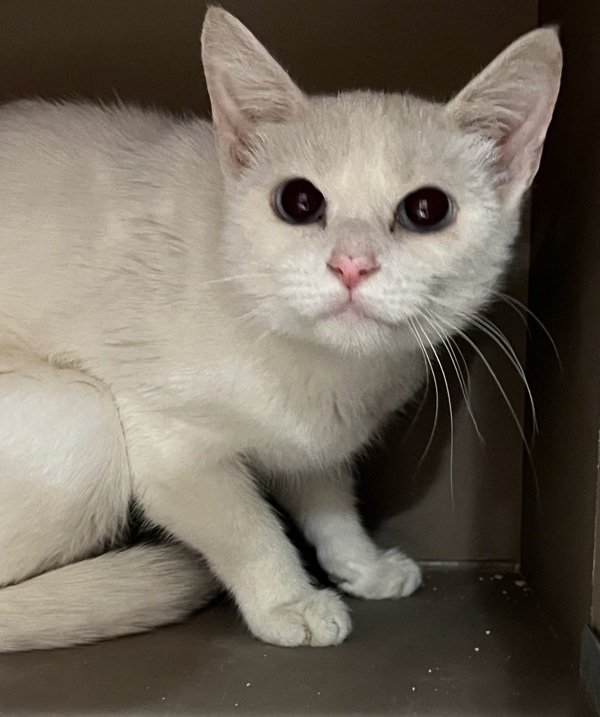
[201,8,307,177]
[446,28,562,207]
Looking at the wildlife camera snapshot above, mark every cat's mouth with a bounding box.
[329,302,369,320]
[321,297,391,326]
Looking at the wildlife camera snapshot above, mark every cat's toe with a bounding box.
[246,589,351,647]
[337,549,422,600]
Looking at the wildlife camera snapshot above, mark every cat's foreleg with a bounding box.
[137,455,351,647]
[273,466,422,599]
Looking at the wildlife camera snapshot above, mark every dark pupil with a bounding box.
[404,188,449,226]
[279,179,323,222]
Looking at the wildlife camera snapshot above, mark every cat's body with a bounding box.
[0,9,561,650]
[0,97,423,458]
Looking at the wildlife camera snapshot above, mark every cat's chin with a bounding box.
[310,310,409,356]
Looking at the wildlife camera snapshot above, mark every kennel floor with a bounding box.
[0,567,594,716]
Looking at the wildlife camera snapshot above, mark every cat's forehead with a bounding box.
[260,91,490,209]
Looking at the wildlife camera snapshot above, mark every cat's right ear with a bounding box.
[446,28,562,208]
[201,8,307,177]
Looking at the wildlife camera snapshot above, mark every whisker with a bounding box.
[422,311,485,444]
[492,291,562,369]
[416,314,456,510]
[197,272,271,288]
[434,314,539,498]
[408,317,441,477]
[232,306,264,324]
[399,352,432,445]
[450,334,474,399]
[466,313,538,434]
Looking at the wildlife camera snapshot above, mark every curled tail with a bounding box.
[0,544,219,652]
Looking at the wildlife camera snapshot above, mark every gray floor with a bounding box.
[0,568,595,716]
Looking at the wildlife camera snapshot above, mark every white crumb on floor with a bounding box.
[485,630,491,635]
[474,647,480,652]
[246,682,251,687]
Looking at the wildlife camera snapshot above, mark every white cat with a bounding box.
[0,8,561,650]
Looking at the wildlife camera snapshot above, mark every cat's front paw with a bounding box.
[246,589,351,647]
[336,549,422,600]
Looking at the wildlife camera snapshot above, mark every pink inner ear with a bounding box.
[496,94,556,196]
[446,29,561,203]
[202,10,308,177]
[451,86,558,202]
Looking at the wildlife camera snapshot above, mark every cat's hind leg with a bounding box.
[0,350,130,587]
[0,346,218,651]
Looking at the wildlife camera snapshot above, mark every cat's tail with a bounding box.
[0,544,219,652]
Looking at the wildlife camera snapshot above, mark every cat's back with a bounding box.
[0,99,217,214]
[0,99,221,350]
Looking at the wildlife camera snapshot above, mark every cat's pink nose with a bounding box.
[327,253,380,290]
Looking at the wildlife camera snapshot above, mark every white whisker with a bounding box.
[493,291,562,369]
[434,314,538,496]
[422,310,485,444]
[197,272,271,288]
[466,313,538,434]
[416,314,456,510]
[408,317,441,478]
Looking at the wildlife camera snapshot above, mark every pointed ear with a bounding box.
[201,8,307,177]
[446,28,562,206]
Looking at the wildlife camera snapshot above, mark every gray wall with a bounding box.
[525,0,600,657]
[0,0,539,564]
[595,471,600,631]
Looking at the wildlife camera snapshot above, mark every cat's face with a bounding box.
[222,93,515,355]
[202,9,561,356]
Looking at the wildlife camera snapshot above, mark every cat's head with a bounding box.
[201,8,561,356]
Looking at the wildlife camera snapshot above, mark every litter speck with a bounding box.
[485,630,491,635]
[412,687,416,691]
[428,669,432,673]
[494,574,503,580]
[474,647,480,652]
[246,682,251,687]
[479,576,484,581]
[515,579,526,587]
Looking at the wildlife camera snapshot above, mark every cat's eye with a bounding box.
[395,187,455,233]
[274,178,325,225]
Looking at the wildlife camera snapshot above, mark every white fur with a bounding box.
[0,9,561,650]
